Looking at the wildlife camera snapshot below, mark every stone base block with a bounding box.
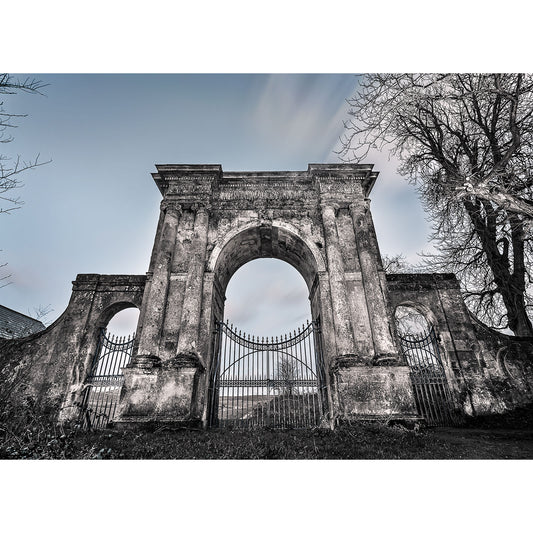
[115,365,201,425]
[335,365,419,421]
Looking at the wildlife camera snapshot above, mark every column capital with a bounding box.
[161,200,183,217]
[191,202,211,215]
[320,202,341,218]
[348,200,369,211]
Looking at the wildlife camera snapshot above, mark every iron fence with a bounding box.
[398,327,455,426]
[209,320,327,429]
[78,329,135,429]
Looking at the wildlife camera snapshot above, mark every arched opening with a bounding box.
[207,224,327,428]
[80,304,140,429]
[394,304,454,426]
[106,307,140,337]
[224,258,311,337]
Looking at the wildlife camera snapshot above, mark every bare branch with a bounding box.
[341,74,533,336]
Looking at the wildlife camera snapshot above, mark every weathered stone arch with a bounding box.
[95,301,140,331]
[116,164,419,428]
[393,300,439,331]
[207,221,326,335]
[207,219,327,286]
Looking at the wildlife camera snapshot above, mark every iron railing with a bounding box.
[78,329,135,429]
[398,327,455,426]
[209,319,327,429]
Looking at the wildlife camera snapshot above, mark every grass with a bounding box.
[1,406,532,459]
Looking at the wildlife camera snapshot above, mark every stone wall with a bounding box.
[0,274,145,419]
[387,273,533,416]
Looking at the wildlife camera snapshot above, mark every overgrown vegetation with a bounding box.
[1,399,532,459]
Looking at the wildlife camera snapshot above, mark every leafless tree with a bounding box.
[1,74,49,287]
[275,355,298,397]
[339,74,533,336]
[382,253,424,274]
[1,74,48,215]
[394,305,430,337]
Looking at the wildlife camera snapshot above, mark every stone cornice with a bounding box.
[152,165,222,195]
[72,274,147,291]
[151,163,379,197]
[309,164,378,197]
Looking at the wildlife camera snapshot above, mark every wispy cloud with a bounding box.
[251,74,356,161]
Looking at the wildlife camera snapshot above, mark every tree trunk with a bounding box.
[464,200,533,337]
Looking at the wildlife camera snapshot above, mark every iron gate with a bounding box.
[209,320,327,429]
[78,329,135,429]
[398,327,455,426]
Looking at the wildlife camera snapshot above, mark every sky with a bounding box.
[1,73,431,336]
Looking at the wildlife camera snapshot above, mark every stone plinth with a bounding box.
[334,365,419,420]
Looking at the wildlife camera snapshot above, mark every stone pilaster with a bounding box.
[349,200,398,363]
[176,204,210,366]
[320,203,356,358]
[133,200,181,365]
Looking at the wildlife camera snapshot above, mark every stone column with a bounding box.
[134,201,181,364]
[349,200,397,360]
[176,204,210,365]
[320,203,356,357]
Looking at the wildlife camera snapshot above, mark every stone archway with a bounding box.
[204,223,330,427]
[116,164,419,428]
[207,221,324,332]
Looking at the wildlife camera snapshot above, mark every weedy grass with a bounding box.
[1,401,532,459]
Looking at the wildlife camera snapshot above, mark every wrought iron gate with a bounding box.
[78,329,135,429]
[209,320,327,429]
[398,327,455,426]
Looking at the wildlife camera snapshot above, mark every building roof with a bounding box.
[0,304,46,339]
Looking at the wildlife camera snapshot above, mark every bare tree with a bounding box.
[1,74,49,288]
[1,74,48,215]
[339,74,533,336]
[275,355,298,397]
[382,253,420,274]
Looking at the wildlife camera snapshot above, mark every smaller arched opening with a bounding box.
[80,304,140,429]
[394,304,455,426]
[105,307,140,337]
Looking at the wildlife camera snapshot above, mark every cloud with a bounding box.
[251,74,356,160]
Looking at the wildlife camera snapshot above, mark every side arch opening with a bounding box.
[394,304,455,426]
[80,304,140,429]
